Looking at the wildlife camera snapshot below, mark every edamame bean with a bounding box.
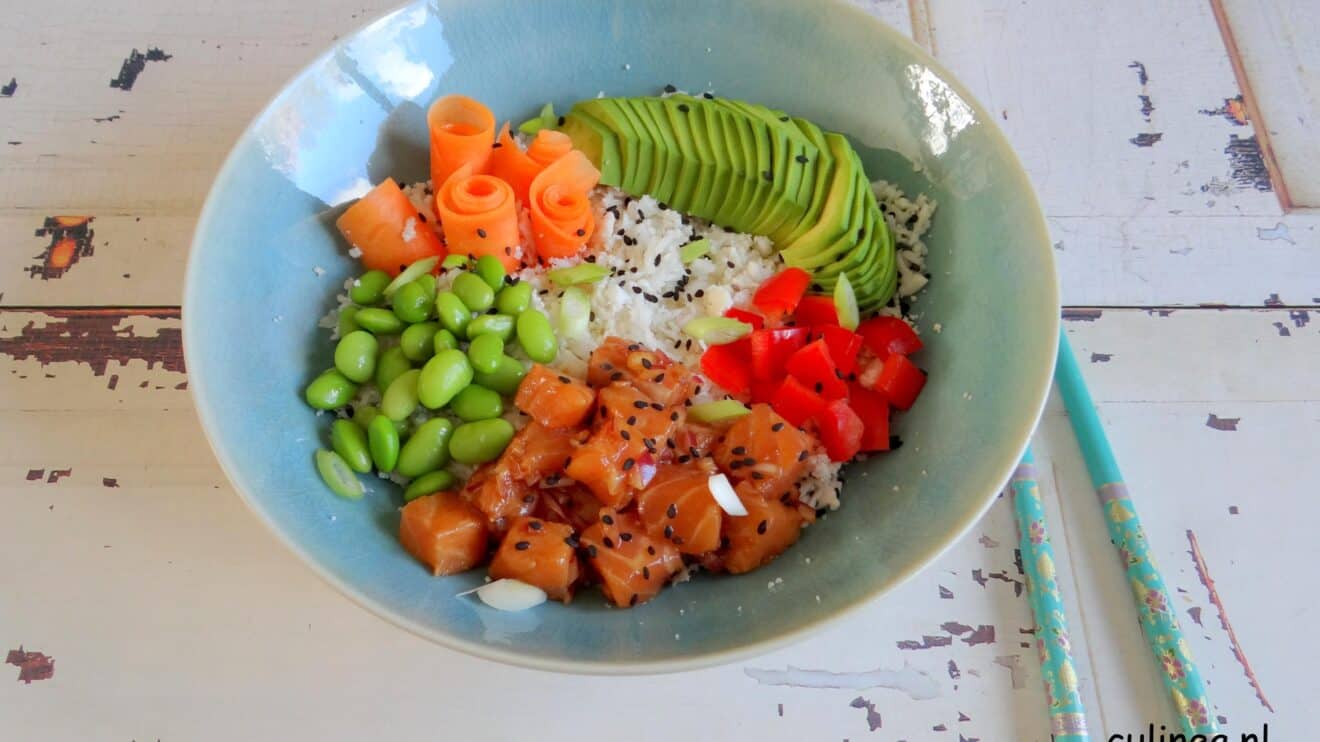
[515,308,558,363]
[452,272,495,312]
[381,368,422,421]
[434,291,471,338]
[433,328,458,353]
[305,369,357,410]
[354,307,404,335]
[349,270,391,305]
[337,306,361,337]
[400,322,439,362]
[353,404,407,435]
[474,254,507,292]
[413,273,438,301]
[418,349,473,409]
[392,280,433,324]
[448,418,516,465]
[494,281,532,316]
[466,333,506,374]
[368,414,400,472]
[472,355,527,396]
[466,313,515,342]
[396,418,454,477]
[331,419,372,473]
[450,384,504,422]
[315,449,365,499]
[441,254,470,270]
[333,330,378,383]
[403,470,457,501]
[374,346,412,391]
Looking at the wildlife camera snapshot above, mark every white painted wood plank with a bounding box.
[1219,0,1320,209]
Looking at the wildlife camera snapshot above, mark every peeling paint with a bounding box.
[1138,94,1154,121]
[938,586,954,599]
[1289,310,1310,329]
[977,534,999,548]
[1224,135,1272,192]
[110,47,172,91]
[1229,505,1239,515]
[1199,95,1248,125]
[1062,308,1102,322]
[46,468,71,484]
[102,477,119,488]
[0,78,15,97]
[940,621,973,635]
[972,568,1024,597]
[1186,530,1274,712]
[1272,322,1290,337]
[896,635,953,650]
[6,647,54,683]
[1255,222,1294,244]
[1129,132,1163,147]
[1188,606,1203,627]
[0,308,184,377]
[26,469,43,481]
[849,697,882,731]
[947,660,960,680]
[1128,60,1149,85]
[1090,352,1112,363]
[29,216,95,279]
[744,664,939,700]
[1206,414,1240,432]
[992,655,1026,689]
[1263,293,1283,307]
[962,625,996,646]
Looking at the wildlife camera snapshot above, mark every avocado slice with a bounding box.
[601,99,653,196]
[719,100,814,236]
[709,105,752,227]
[774,117,834,244]
[780,133,858,258]
[622,98,681,205]
[714,105,761,230]
[572,99,644,193]
[560,108,623,186]
[652,97,702,214]
[781,177,870,269]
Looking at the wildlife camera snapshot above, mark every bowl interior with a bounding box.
[185,0,1057,672]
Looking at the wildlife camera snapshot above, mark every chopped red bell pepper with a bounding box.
[700,339,752,396]
[847,384,891,452]
[749,378,779,404]
[817,398,864,462]
[748,327,808,381]
[856,316,923,359]
[785,339,848,400]
[771,375,827,428]
[752,267,812,317]
[874,352,926,410]
[724,307,765,331]
[817,325,864,377]
[794,295,839,327]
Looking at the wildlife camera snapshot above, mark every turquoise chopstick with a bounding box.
[1010,447,1089,742]
[1054,330,1216,735]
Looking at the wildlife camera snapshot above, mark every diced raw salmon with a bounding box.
[586,337,699,406]
[714,403,814,498]
[488,516,581,602]
[514,364,597,430]
[579,510,683,607]
[719,484,805,574]
[635,463,723,555]
[398,492,489,575]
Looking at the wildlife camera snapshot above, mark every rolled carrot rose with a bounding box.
[528,150,600,260]
[435,165,522,270]
[427,95,496,187]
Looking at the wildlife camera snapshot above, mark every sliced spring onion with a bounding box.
[475,578,547,611]
[383,256,439,298]
[687,400,751,424]
[707,473,749,517]
[547,262,610,286]
[833,273,859,331]
[683,316,752,345]
[557,286,591,342]
[517,102,556,135]
[441,254,470,270]
[679,238,711,264]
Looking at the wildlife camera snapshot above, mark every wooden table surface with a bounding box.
[2,1,1315,739]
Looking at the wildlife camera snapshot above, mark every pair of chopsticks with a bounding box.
[1008,330,1216,739]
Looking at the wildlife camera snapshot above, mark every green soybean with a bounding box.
[331,419,372,473]
[473,355,527,396]
[452,271,495,312]
[432,328,458,353]
[466,313,515,342]
[516,309,558,363]
[392,280,433,324]
[418,349,473,409]
[305,369,357,410]
[434,291,471,338]
[354,307,404,335]
[450,384,504,422]
[381,368,422,421]
[449,418,516,465]
[413,274,438,302]
[403,470,457,501]
[374,346,412,391]
[400,322,439,362]
[315,449,365,499]
[467,333,506,374]
[333,330,378,383]
[474,255,507,292]
[441,254,470,270]
[494,281,532,316]
[337,306,361,337]
[353,405,407,435]
[368,414,400,472]
[396,417,454,477]
[349,270,391,305]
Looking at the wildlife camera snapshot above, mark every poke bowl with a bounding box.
[184,0,1058,673]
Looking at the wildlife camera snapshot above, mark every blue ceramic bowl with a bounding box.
[185,0,1057,673]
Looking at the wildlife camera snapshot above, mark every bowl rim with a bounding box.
[184,0,1059,675]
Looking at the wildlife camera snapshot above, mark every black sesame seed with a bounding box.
[664,83,677,93]
[670,411,679,421]
[677,455,691,464]
[889,435,904,450]
[666,503,678,519]
[620,430,631,441]
[798,450,809,461]
[772,422,785,432]
[627,415,637,425]
[632,286,642,295]
[557,115,566,126]
[644,293,659,303]
[726,261,735,269]
[611,371,625,381]
[757,519,768,535]
[529,520,543,531]
[564,535,579,547]
[603,536,615,548]
[814,382,824,393]
[694,289,705,298]
[558,375,571,384]
[654,254,662,267]
[642,565,651,579]
[633,401,649,410]
[602,514,614,525]
[640,357,653,369]
[647,545,657,555]
[587,545,598,558]
[515,541,531,550]
[492,141,503,149]
[623,458,635,471]
[620,532,633,542]
[796,154,809,164]
[523,494,536,504]
[731,446,746,455]
[651,403,664,411]
[477,228,487,238]
[663,525,674,538]
[779,115,790,122]
[729,460,743,470]
[751,472,765,480]
[703,92,714,99]
[653,373,665,382]
[678,103,690,113]
[742,457,755,467]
